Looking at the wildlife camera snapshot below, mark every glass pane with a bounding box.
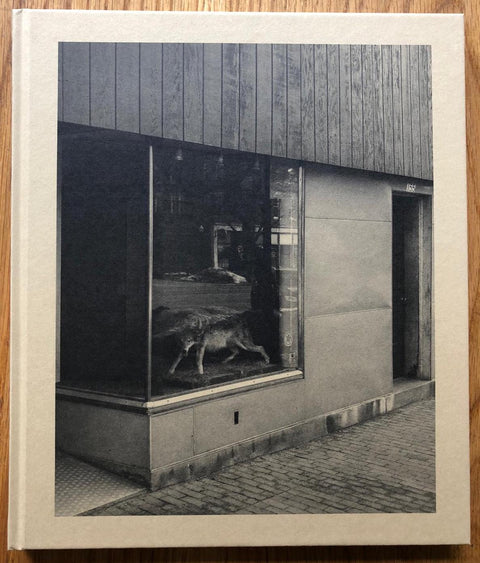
[58,131,150,399]
[269,161,299,369]
[151,144,300,398]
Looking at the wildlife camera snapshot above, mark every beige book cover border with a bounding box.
[9,9,469,548]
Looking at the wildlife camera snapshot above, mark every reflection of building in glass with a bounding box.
[150,143,300,390]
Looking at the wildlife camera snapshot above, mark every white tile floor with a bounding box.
[55,451,145,516]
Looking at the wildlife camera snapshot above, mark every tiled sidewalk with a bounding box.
[84,398,435,516]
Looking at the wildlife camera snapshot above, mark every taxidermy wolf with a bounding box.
[152,306,270,376]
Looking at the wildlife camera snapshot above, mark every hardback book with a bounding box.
[9,9,470,549]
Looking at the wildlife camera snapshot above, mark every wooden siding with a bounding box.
[59,42,433,180]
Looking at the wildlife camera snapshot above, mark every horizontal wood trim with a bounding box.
[59,42,433,180]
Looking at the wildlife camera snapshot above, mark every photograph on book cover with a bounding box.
[9,10,469,549]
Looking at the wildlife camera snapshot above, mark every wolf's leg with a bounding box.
[168,350,184,375]
[222,347,239,363]
[196,344,206,375]
[235,339,270,364]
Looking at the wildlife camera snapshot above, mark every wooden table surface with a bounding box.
[1,0,478,561]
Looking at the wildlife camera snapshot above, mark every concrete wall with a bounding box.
[149,379,305,468]
[303,164,393,415]
[56,400,150,480]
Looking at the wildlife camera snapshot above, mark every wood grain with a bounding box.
[59,41,431,177]
[140,43,163,137]
[382,44,394,174]
[286,43,301,160]
[162,42,183,141]
[314,44,328,165]
[239,43,256,153]
[300,44,315,162]
[373,44,385,173]
[222,42,240,150]
[272,43,287,158]
[203,42,222,147]
[327,44,340,166]
[90,42,116,130]
[62,42,90,126]
[1,1,478,562]
[255,43,272,155]
[184,42,203,144]
[116,43,141,133]
[351,44,363,170]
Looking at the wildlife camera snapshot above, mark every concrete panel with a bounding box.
[304,308,393,416]
[193,380,305,454]
[150,408,194,469]
[305,218,392,317]
[56,400,150,468]
[305,165,391,222]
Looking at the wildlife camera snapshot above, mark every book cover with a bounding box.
[9,9,469,549]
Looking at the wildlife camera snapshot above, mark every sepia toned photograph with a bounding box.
[54,40,436,518]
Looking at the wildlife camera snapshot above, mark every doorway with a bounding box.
[392,194,432,380]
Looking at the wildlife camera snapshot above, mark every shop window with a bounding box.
[151,143,301,397]
[57,127,301,402]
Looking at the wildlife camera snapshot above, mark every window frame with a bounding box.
[147,140,306,402]
[56,126,305,406]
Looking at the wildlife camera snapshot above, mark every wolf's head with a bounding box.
[179,332,197,356]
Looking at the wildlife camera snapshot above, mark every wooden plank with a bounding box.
[184,43,204,144]
[239,43,256,153]
[401,44,413,176]
[339,45,352,167]
[426,46,433,179]
[272,44,287,157]
[116,43,140,133]
[90,43,115,130]
[62,42,90,125]
[392,44,404,176]
[140,43,163,137]
[222,43,240,150]
[162,43,184,141]
[57,42,63,121]
[327,44,340,165]
[287,44,302,160]
[314,44,328,164]
[300,44,315,162]
[362,44,374,171]
[203,43,222,147]
[373,45,385,172]
[409,45,422,178]
[382,45,395,174]
[419,45,433,180]
[255,44,272,155]
[351,44,363,169]
[418,45,429,179]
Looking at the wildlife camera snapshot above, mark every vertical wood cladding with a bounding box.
[59,42,433,180]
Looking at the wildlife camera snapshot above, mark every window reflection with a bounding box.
[151,144,300,397]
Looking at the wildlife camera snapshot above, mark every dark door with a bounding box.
[392,195,420,379]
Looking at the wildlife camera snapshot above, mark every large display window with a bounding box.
[57,126,302,402]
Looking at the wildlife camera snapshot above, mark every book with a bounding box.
[9,9,469,549]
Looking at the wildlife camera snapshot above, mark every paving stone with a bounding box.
[90,398,435,515]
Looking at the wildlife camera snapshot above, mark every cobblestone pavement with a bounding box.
[85,399,435,516]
